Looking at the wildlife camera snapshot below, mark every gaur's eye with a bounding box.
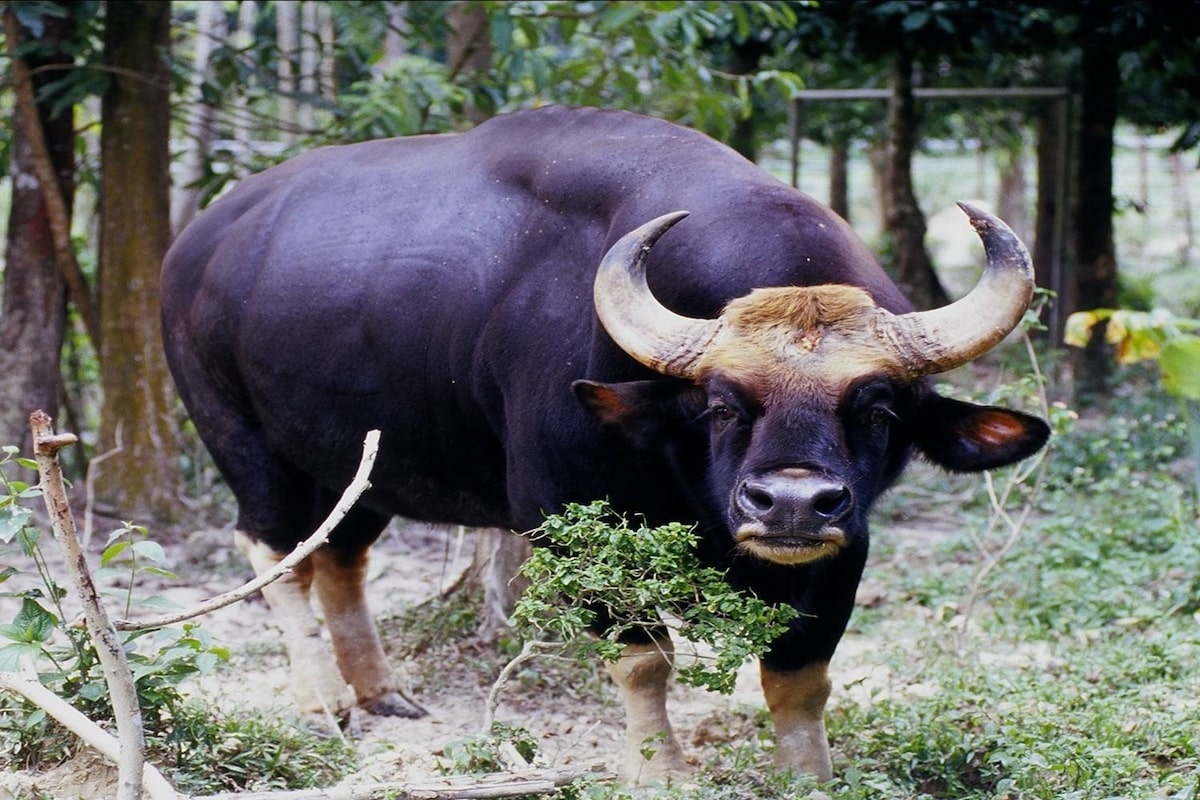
[867,405,898,430]
[708,403,737,424]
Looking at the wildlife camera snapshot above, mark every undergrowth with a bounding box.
[0,444,357,792]
[5,352,1197,799]
[824,362,1199,800]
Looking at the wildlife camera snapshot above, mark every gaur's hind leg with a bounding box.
[235,531,357,723]
[606,637,687,783]
[311,542,426,718]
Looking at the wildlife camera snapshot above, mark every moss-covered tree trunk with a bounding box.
[95,0,180,521]
[0,9,76,454]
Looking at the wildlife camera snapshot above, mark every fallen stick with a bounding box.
[0,669,179,800]
[113,429,382,631]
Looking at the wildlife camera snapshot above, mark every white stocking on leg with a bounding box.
[606,639,687,783]
[311,547,425,717]
[760,661,834,781]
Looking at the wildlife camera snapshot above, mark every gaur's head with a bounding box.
[575,208,1050,564]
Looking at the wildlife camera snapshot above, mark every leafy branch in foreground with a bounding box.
[512,500,797,695]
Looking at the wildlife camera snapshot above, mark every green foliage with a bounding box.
[328,56,469,141]
[826,375,1199,800]
[157,703,357,795]
[826,637,1200,800]
[0,445,357,792]
[513,500,796,695]
[0,446,228,771]
[440,721,540,775]
[1065,307,1200,500]
[482,1,804,142]
[381,593,481,661]
[1007,396,1198,636]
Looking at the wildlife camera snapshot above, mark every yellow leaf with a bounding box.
[1064,310,1106,348]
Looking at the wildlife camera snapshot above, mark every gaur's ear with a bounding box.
[573,379,704,448]
[911,394,1050,472]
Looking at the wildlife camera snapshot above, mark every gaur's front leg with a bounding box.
[606,638,687,783]
[761,661,833,780]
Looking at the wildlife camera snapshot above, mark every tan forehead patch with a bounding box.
[695,285,908,392]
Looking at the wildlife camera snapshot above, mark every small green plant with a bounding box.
[440,721,541,775]
[0,445,228,769]
[1066,307,1200,500]
[0,442,359,792]
[512,500,797,695]
[160,703,358,794]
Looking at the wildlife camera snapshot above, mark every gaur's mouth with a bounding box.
[734,526,846,565]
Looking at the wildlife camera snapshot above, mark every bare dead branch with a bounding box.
[29,410,152,800]
[113,429,382,631]
[481,640,564,735]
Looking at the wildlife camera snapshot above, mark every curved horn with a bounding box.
[593,211,723,379]
[889,203,1035,377]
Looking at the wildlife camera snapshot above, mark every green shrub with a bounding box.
[512,500,797,695]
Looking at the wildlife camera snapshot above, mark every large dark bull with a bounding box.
[161,105,1048,781]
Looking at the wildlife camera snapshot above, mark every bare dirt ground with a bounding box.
[0,513,943,800]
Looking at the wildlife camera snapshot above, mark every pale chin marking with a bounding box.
[737,536,841,566]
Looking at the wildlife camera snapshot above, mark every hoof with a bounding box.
[361,690,428,719]
[299,705,360,738]
[621,737,688,785]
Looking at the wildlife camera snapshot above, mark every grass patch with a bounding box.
[157,703,358,795]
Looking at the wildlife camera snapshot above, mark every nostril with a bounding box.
[738,480,775,517]
[812,486,852,520]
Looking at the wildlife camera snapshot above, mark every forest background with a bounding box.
[2,0,1199,520]
[2,2,1200,798]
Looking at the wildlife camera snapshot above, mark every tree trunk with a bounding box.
[298,0,320,133]
[869,138,888,231]
[996,130,1032,249]
[0,9,77,454]
[828,131,850,222]
[375,1,410,76]
[1034,97,1069,344]
[446,1,492,124]
[1170,150,1193,268]
[232,1,258,149]
[171,0,227,235]
[883,51,949,309]
[96,0,180,522]
[1071,27,1120,400]
[725,38,770,162]
[276,0,299,143]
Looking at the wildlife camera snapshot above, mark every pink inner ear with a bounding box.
[972,410,1027,446]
